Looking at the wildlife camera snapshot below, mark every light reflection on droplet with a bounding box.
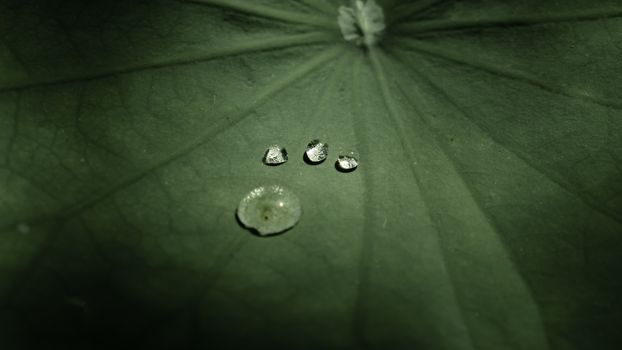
[263,145,288,165]
[336,153,359,172]
[304,139,329,164]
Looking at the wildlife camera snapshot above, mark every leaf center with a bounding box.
[338,0,385,47]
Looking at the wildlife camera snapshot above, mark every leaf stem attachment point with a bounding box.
[338,0,385,47]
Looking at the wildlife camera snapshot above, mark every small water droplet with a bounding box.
[17,223,30,234]
[304,139,328,164]
[237,185,301,236]
[336,154,359,172]
[263,145,288,165]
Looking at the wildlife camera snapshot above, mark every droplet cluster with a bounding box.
[237,139,360,236]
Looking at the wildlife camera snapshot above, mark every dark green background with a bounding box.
[1,0,621,349]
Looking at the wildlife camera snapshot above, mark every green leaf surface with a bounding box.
[1,0,621,349]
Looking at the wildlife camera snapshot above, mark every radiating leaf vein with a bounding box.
[395,7,622,34]
[297,0,336,16]
[0,33,334,93]
[386,0,451,25]
[367,47,477,349]
[396,39,622,110]
[387,47,622,224]
[177,0,337,29]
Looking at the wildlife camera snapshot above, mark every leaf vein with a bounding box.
[0,32,333,93]
[177,0,337,29]
[368,47,477,350]
[396,39,622,110]
[396,7,622,34]
[388,47,622,224]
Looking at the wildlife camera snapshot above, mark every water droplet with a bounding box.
[336,153,359,172]
[304,139,328,164]
[237,185,302,236]
[263,145,288,165]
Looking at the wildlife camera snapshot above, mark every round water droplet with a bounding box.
[237,185,301,236]
[336,154,359,172]
[263,145,288,165]
[304,139,329,164]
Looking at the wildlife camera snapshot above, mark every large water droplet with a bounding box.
[336,154,359,172]
[304,139,329,164]
[263,145,288,165]
[237,185,302,236]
